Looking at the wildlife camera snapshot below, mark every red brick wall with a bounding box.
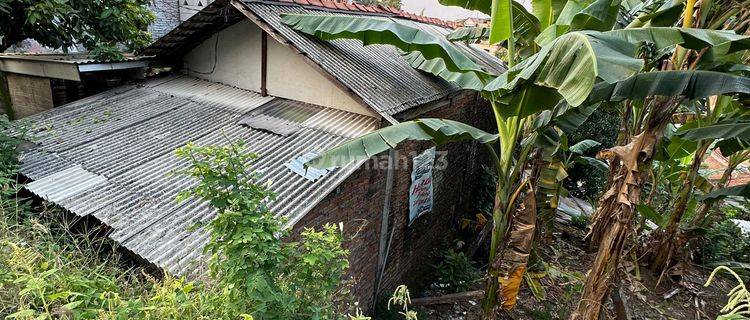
[292,91,494,311]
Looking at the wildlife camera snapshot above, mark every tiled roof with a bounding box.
[273,0,461,28]
[20,75,378,276]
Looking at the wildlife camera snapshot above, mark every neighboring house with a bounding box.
[150,0,217,39]
[19,0,502,310]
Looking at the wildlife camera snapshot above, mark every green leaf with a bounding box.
[62,300,83,311]
[280,14,492,77]
[602,28,750,57]
[680,120,750,141]
[497,85,563,118]
[486,31,643,106]
[636,204,665,227]
[555,102,602,133]
[628,0,685,27]
[305,119,498,168]
[665,135,698,158]
[716,138,750,157]
[569,0,623,31]
[587,70,750,103]
[532,0,555,29]
[447,27,490,41]
[698,183,750,202]
[569,139,601,154]
[575,156,608,171]
[402,52,490,90]
[489,0,513,44]
[438,0,492,14]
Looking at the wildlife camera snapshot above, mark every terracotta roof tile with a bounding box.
[261,0,456,28]
[320,0,338,9]
[333,1,349,10]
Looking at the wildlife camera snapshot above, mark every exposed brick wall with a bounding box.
[292,91,494,312]
[149,0,181,40]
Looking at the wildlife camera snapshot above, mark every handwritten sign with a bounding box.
[409,147,435,224]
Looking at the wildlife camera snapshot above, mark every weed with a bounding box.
[431,249,481,293]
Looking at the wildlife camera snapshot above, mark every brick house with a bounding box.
[19,0,502,311]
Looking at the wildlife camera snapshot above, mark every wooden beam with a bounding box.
[409,291,485,307]
[261,31,268,97]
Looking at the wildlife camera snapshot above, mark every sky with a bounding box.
[400,0,489,20]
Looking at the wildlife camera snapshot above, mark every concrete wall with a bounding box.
[293,92,494,311]
[184,20,263,92]
[6,73,54,118]
[149,0,181,40]
[265,39,375,117]
[182,20,376,117]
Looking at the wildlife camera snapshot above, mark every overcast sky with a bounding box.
[400,0,488,20]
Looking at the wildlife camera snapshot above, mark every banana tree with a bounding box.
[647,96,750,273]
[282,0,750,316]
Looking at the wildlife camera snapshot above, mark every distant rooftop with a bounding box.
[0,53,151,81]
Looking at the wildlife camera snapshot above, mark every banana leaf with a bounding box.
[627,0,685,27]
[569,139,601,154]
[569,0,623,31]
[447,27,490,41]
[280,14,494,79]
[402,52,489,90]
[587,70,750,103]
[716,138,750,157]
[602,28,750,57]
[305,119,498,168]
[680,120,750,141]
[575,156,608,171]
[438,0,491,14]
[698,183,750,202]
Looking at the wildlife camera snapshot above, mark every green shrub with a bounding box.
[695,220,750,265]
[564,106,620,198]
[0,137,354,319]
[174,140,352,319]
[431,249,481,293]
[570,214,591,230]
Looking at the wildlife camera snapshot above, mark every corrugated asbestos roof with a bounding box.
[242,1,504,115]
[147,0,505,117]
[20,75,378,276]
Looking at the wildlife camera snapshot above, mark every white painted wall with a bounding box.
[182,20,377,117]
[183,20,262,92]
[265,39,376,117]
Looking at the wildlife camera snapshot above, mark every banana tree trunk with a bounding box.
[690,159,737,226]
[495,190,537,310]
[588,106,631,248]
[573,99,676,320]
[650,142,710,273]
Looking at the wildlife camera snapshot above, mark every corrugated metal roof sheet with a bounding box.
[20,75,378,276]
[241,1,504,115]
[146,0,504,117]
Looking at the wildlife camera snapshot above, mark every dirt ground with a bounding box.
[414,224,736,320]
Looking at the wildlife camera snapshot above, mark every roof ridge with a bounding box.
[251,0,460,28]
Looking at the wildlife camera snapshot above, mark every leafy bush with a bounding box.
[570,214,591,230]
[564,106,620,198]
[695,220,750,265]
[431,249,481,293]
[174,140,352,319]
[0,136,354,319]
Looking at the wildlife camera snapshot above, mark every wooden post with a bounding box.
[260,31,267,97]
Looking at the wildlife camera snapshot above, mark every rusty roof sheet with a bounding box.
[20,75,378,276]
